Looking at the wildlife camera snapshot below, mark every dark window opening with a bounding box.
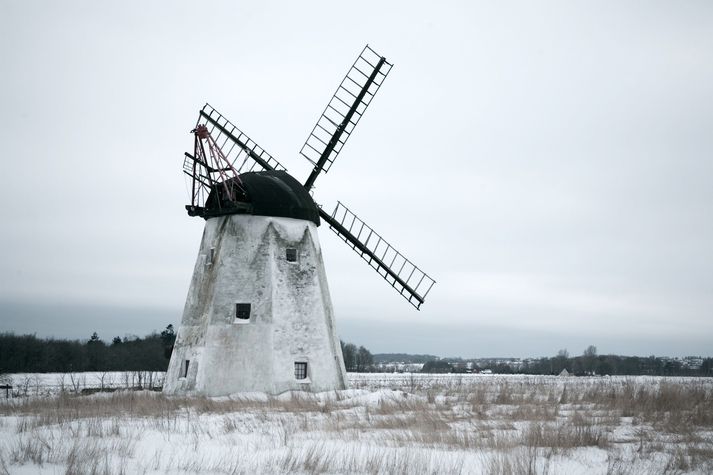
[286,248,297,262]
[235,303,251,320]
[182,359,190,378]
[207,247,215,265]
[294,362,308,380]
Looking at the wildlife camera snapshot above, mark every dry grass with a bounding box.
[0,375,711,473]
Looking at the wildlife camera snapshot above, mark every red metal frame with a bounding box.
[187,124,244,211]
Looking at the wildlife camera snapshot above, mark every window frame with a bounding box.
[181,359,190,378]
[235,303,251,322]
[294,361,308,380]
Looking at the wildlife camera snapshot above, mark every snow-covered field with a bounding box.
[1,373,712,474]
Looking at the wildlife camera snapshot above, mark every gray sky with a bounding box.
[1,1,712,358]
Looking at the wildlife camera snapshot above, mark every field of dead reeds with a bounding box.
[0,374,711,474]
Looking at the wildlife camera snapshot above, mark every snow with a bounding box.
[1,373,712,474]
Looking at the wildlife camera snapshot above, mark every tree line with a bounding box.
[516,346,713,376]
[0,330,378,374]
[340,340,374,372]
[431,346,713,376]
[8,332,708,377]
[0,327,176,373]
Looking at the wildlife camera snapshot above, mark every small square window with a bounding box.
[235,303,251,320]
[294,362,308,380]
[286,248,297,262]
[182,359,190,378]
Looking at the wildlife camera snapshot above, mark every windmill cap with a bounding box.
[205,170,320,225]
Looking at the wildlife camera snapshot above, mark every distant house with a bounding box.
[559,369,570,377]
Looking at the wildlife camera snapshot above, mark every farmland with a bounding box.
[0,373,712,474]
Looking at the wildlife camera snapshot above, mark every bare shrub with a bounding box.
[686,444,713,471]
[485,447,547,475]
[508,403,558,422]
[467,386,488,405]
[559,385,568,404]
[9,435,52,465]
[521,421,607,452]
[663,447,691,473]
[494,383,513,405]
[222,415,239,433]
[68,373,85,394]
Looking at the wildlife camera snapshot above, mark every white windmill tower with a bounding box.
[164,46,435,396]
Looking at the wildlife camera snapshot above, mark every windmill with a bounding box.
[164,45,435,396]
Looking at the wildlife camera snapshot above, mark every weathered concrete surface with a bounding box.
[164,215,347,396]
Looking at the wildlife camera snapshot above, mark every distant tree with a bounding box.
[421,360,453,373]
[44,338,82,372]
[340,340,375,372]
[554,349,570,374]
[112,336,122,346]
[87,332,106,371]
[372,353,440,364]
[340,341,357,371]
[356,346,373,372]
[583,345,597,374]
[0,332,172,373]
[619,356,640,375]
[664,359,682,375]
[596,355,613,375]
[160,324,176,359]
[491,363,514,374]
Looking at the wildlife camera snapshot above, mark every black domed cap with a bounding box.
[239,170,320,225]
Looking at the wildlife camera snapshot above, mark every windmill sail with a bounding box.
[197,104,287,173]
[320,202,435,309]
[302,45,393,190]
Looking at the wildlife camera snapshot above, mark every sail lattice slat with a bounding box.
[323,202,435,310]
[300,45,392,176]
[198,104,286,173]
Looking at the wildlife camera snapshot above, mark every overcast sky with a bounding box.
[1,1,711,358]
